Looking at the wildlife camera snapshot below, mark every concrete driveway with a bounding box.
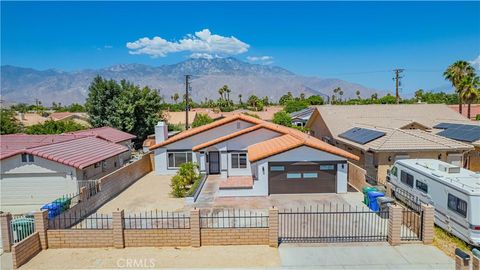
[279,243,454,270]
[95,172,185,213]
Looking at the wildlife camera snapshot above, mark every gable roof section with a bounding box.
[150,114,264,150]
[26,136,129,169]
[0,134,89,160]
[192,123,283,151]
[68,127,136,143]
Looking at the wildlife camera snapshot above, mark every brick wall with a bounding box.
[200,228,269,246]
[51,155,152,229]
[124,229,191,247]
[11,232,41,269]
[47,230,113,248]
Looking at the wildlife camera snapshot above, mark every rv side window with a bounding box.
[415,181,428,193]
[400,171,414,187]
[447,194,467,218]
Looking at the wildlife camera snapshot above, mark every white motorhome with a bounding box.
[387,159,480,246]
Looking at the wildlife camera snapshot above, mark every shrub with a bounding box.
[284,100,308,113]
[476,114,480,121]
[170,162,201,198]
[272,111,292,127]
[191,113,214,128]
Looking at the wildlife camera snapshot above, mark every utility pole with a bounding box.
[393,68,404,104]
[185,75,191,130]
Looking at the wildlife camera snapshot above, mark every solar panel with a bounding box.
[339,127,386,145]
[437,125,480,142]
[433,122,464,129]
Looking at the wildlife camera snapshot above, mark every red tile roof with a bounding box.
[68,127,136,143]
[26,136,129,169]
[0,134,88,160]
[448,104,480,120]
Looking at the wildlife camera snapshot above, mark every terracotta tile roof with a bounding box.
[68,126,136,143]
[185,114,359,162]
[0,134,88,160]
[26,136,129,169]
[149,114,264,150]
[163,111,198,125]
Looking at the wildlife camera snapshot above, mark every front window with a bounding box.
[168,152,193,168]
[21,154,34,163]
[231,153,247,169]
[390,166,398,177]
[415,180,428,193]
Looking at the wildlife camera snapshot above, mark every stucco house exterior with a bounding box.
[150,114,358,196]
[305,104,476,184]
[0,128,134,213]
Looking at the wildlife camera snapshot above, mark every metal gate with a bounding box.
[279,205,389,243]
[10,215,35,244]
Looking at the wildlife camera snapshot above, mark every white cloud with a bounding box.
[246,55,274,65]
[190,53,215,59]
[126,29,250,58]
[470,55,480,69]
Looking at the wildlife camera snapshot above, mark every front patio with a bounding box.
[194,175,363,210]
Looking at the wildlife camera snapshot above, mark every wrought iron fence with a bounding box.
[10,214,35,244]
[393,186,422,213]
[123,210,190,229]
[49,209,112,229]
[77,180,100,197]
[200,209,269,228]
[279,204,389,243]
[401,208,423,241]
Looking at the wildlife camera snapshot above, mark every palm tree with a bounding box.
[444,61,475,114]
[300,93,305,100]
[171,93,179,104]
[238,94,243,105]
[339,90,344,102]
[459,74,480,119]
[355,90,361,99]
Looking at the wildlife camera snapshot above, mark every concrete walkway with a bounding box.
[279,243,454,270]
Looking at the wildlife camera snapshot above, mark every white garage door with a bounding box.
[0,174,78,214]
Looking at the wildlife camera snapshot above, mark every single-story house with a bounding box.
[290,107,315,127]
[305,104,477,184]
[150,114,358,196]
[68,126,136,148]
[0,128,135,213]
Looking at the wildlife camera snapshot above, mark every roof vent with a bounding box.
[438,163,460,174]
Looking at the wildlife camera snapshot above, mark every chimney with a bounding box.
[155,121,168,144]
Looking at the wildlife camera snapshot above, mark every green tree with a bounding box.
[170,162,201,198]
[247,95,260,110]
[0,109,23,134]
[284,100,308,113]
[355,90,361,99]
[238,94,243,105]
[191,113,214,128]
[444,60,475,114]
[171,93,180,104]
[110,80,163,141]
[85,76,122,127]
[378,93,397,104]
[279,92,294,105]
[262,96,270,106]
[272,111,292,127]
[306,95,324,105]
[25,120,86,134]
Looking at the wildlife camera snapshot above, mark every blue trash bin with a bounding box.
[41,202,62,219]
[367,191,385,212]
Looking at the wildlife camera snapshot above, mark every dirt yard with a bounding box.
[95,172,185,213]
[20,246,280,269]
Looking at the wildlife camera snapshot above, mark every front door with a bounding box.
[209,152,220,174]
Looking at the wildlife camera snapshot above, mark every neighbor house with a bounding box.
[150,114,358,196]
[305,104,477,183]
[49,112,90,127]
[290,107,315,127]
[68,126,136,147]
[0,128,135,213]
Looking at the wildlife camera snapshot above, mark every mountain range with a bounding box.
[1,57,379,105]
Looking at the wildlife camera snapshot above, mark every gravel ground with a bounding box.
[20,246,280,269]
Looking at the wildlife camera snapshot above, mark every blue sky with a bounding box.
[2,1,479,94]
